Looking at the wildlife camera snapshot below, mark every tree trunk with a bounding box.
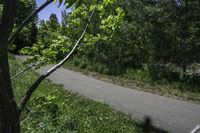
[0,47,20,133]
[0,0,20,132]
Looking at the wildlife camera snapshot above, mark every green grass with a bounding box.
[9,55,140,133]
[64,58,200,103]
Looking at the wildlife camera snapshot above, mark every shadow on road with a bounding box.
[136,116,168,133]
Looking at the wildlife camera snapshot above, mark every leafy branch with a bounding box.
[18,10,96,113]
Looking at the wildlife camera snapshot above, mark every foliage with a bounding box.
[61,10,69,34]
[0,3,3,22]
[12,0,38,52]
[20,14,64,66]
[61,0,200,84]
[0,4,2,15]
[21,0,124,69]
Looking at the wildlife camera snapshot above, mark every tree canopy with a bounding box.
[21,0,125,67]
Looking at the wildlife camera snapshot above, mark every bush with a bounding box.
[184,74,200,86]
[79,59,88,69]
[123,65,150,82]
[74,58,80,66]
[148,63,181,82]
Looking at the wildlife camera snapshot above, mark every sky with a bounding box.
[36,0,72,22]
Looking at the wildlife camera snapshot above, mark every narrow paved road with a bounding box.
[35,65,200,133]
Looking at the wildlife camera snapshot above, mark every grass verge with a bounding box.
[9,55,140,133]
[64,58,200,104]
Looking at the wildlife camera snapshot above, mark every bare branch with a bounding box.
[18,10,96,113]
[20,111,36,125]
[191,125,200,133]
[11,63,35,80]
[7,0,53,46]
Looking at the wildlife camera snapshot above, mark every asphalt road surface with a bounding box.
[33,65,200,133]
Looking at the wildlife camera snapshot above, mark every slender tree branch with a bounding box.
[191,125,200,133]
[20,111,36,125]
[11,63,36,80]
[11,59,49,80]
[18,10,96,113]
[6,0,53,47]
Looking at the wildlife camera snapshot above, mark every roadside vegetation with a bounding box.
[9,0,200,103]
[9,56,141,132]
[64,57,200,103]
[15,0,200,103]
[58,0,200,103]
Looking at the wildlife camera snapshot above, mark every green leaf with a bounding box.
[65,0,75,8]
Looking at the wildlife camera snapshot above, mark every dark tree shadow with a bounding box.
[136,116,168,133]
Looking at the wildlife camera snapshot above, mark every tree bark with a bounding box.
[0,0,20,132]
[0,47,20,133]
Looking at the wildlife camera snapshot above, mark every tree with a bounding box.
[48,13,60,31]
[147,0,200,79]
[0,0,124,132]
[60,0,126,75]
[22,0,124,67]
[173,0,200,70]
[13,0,38,52]
[23,14,62,63]
[0,0,19,132]
[62,0,200,82]
[67,0,152,74]
[61,10,69,34]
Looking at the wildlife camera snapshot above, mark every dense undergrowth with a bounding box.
[64,57,200,103]
[9,55,140,133]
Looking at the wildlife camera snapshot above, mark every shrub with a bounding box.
[123,65,150,82]
[148,63,181,82]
